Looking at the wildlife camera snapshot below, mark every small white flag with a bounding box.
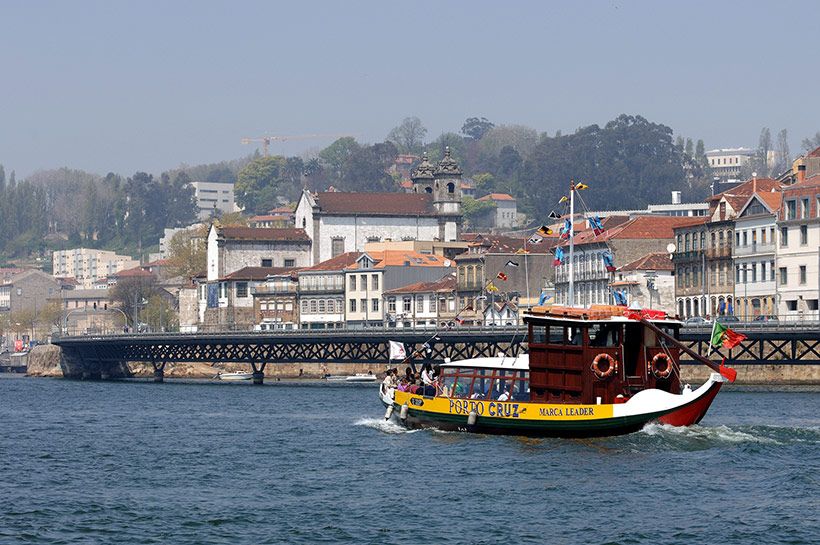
[389,340,407,361]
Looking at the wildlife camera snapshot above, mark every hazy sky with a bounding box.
[2,0,818,178]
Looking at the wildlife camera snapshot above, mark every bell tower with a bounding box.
[433,146,463,241]
[410,152,435,195]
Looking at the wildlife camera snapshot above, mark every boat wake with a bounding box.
[354,417,419,435]
[641,423,783,446]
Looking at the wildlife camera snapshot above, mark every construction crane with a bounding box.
[240,133,354,156]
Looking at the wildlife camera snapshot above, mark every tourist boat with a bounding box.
[378,183,735,437]
[217,371,254,381]
[380,305,735,437]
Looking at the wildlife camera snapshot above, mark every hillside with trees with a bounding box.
[2,117,817,264]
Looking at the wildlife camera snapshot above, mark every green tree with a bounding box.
[235,155,288,214]
[110,275,159,328]
[142,293,178,332]
[461,117,494,140]
[387,116,427,154]
[462,197,496,229]
[339,142,399,192]
[165,225,208,279]
[319,137,360,186]
[801,132,820,152]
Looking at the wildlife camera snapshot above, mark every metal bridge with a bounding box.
[51,325,820,383]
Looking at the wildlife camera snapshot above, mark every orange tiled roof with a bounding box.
[617,252,673,272]
[222,266,297,281]
[478,193,515,202]
[383,273,457,295]
[568,216,705,246]
[300,252,361,272]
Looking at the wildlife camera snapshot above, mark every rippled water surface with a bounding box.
[1,376,818,544]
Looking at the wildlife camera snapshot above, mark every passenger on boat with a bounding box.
[405,366,416,383]
[382,368,398,391]
[397,377,411,392]
[497,389,510,402]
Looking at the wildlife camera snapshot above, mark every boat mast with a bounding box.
[568,181,575,307]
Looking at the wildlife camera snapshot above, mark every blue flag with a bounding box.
[553,246,564,266]
[602,252,616,272]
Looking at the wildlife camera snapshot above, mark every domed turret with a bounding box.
[410,152,435,194]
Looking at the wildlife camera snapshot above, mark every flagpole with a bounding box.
[568,181,575,308]
[524,238,530,312]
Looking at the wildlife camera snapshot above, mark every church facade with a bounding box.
[294,148,463,264]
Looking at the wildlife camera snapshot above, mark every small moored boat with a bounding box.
[326,373,377,383]
[217,371,254,381]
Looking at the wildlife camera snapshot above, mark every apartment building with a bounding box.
[383,273,457,329]
[776,175,820,320]
[733,191,781,319]
[190,181,236,220]
[52,248,139,289]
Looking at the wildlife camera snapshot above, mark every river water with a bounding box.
[0,375,817,545]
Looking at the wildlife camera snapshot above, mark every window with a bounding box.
[781,227,788,247]
[700,232,705,249]
[416,295,425,313]
[309,300,317,313]
[331,237,344,258]
[403,296,412,313]
[366,236,380,243]
[735,232,740,247]
[735,265,741,283]
[800,225,808,245]
[301,300,308,313]
[800,266,807,285]
[779,267,787,286]
[770,261,775,281]
[371,298,379,312]
[236,282,248,298]
[761,229,767,244]
[742,231,747,246]
[751,264,757,283]
[684,233,690,251]
[349,275,356,291]
[219,282,226,298]
[431,297,438,313]
[786,300,798,311]
[372,274,379,290]
[261,259,273,267]
[318,300,326,313]
[360,274,368,289]
[360,298,366,313]
[786,200,796,220]
[807,300,819,311]
[349,299,357,312]
[326,300,334,313]
[284,259,295,268]
[388,297,396,313]
[285,302,293,311]
[801,198,809,219]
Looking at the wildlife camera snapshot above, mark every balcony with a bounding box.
[253,285,297,295]
[706,246,732,259]
[733,242,775,257]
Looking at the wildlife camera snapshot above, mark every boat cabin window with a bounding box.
[531,325,547,344]
[589,323,620,347]
[542,325,582,345]
[443,367,529,401]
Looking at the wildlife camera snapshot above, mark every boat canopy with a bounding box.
[525,304,682,326]
[440,354,529,371]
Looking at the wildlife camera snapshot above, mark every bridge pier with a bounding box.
[151,360,166,383]
[251,362,266,385]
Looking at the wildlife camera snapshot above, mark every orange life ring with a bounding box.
[649,353,673,379]
[591,353,618,380]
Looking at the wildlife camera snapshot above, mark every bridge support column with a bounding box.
[251,362,266,385]
[151,360,166,383]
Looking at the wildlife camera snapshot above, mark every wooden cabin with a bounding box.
[525,305,681,404]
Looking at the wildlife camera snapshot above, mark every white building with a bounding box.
[206,224,311,282]
[52,248,139,289]
[612,253,675,314]
[733,191,781,319]
[344,250,454,328]
[294,149,463,265]
[477,193,518,228]
[297,252,360,330]
[383,273,457,329]
[483,301,518,327]
[190,181,237,220]
[776,175,820,320]
[705,148,756,180]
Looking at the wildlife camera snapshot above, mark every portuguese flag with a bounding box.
[710,321,746,349]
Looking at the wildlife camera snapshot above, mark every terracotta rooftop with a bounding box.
[617,252,674,272]
[568,216,706,246]
[314,191,436,216]
[708,177,781,212]
[113,266,155,278]
[807,146,820,158]
[383,273,457,295]
[222,266,297,281]
[220,226,310,242]
[478,193,515,202]
[346,250,452,270]
[300,252,361,272]
[783,173,820,191]
[268,206,295,214]
[746,190,782,213]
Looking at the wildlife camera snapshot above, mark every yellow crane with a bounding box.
[240,133,354,156]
